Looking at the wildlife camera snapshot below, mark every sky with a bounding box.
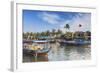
[23,10,91,33]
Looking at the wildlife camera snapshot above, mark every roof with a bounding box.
[37,36,53,39]
[32,40,48,43]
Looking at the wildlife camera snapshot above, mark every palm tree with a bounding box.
[64,24,70,40]
[46,30,50,36]
[41,32,45,36]
[57,29,62,35]
[23,32,26,39]
[56,29,62,38]
[79,24,82,27]
[26,32,30,39]
[52,29,56,36]
[36,32,40,39]
[78,24,82,32]
[64,24,70,30]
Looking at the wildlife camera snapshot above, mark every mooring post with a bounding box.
[35,51,37,62]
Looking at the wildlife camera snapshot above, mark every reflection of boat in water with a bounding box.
[23,40,50,56]
[59,38,91,45]
[31,48,50,56]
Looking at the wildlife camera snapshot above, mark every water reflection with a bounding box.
[23,43,91,62]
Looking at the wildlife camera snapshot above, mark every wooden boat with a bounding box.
[30,48,50,56]
[74,39,90,45]
[59,39,91,45]
[23,39,33,44]
[23,40,50,56]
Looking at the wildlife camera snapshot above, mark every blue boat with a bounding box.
[23,40,50,56]
[74,38,90,45]
[59,38,90,45]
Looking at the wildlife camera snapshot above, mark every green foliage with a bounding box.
[64,24,70,30]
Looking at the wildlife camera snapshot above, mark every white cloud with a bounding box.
[38,12,61,25]
[70,13,91,32]
[60,13,91,32]
[38,12,91,32]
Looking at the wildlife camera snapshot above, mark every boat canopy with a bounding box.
[32,40,49,43]
[37,36,54,39]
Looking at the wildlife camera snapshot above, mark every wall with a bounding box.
[0,0,100,73]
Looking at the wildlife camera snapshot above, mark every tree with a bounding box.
[79,24,82,27]
[26,32,30,39]
[36,32,40,37]
[56,29,62,38]
[52,29,56,36]
[56,29,62,35]
[86,31,91,36]
[23,32,27,39]
[64,24,70,30]
[30,32,33,36]
[41,32,45,36]
[46,30,50,36]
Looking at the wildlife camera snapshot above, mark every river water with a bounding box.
[23,43,91,62]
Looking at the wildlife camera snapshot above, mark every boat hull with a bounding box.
[59,40,91,46]
[23,48,50,56]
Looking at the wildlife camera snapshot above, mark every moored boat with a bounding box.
[23,40,50,56]
[59,39,91,46]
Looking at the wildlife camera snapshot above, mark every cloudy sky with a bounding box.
[23,10,91,33]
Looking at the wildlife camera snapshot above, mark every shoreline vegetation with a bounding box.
[23,24,91,41]
[23,30,91,41]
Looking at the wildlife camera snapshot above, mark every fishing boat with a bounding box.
[59,38,91,45]
[23,40,50,56]
[59,31,91,45]
[73,38,91,45]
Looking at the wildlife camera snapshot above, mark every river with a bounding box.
[23,43,91,62]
